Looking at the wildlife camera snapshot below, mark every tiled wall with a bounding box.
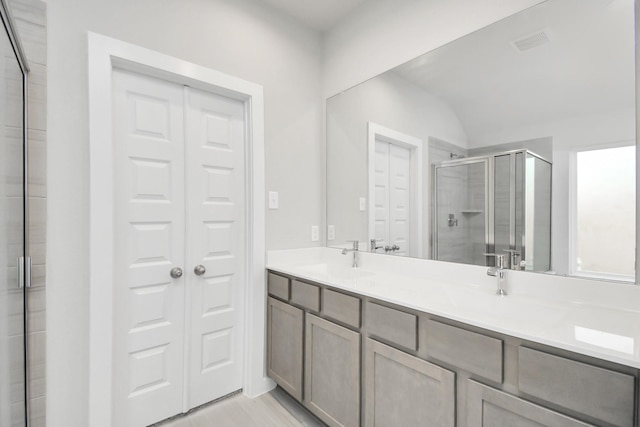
[9,0,47,425]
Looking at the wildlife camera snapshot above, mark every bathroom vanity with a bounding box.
[266,248,640,427]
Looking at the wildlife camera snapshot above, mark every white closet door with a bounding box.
[374,141,390,248]
[112,70,187,427]
[185,87,246,408]
[374,141,412,256]
[389,144,411,256]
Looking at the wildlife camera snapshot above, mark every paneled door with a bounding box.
[373,140,412,256]
[112,69,246,426]
[185,87,246,408]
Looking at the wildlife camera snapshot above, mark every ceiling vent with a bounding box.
[511,29,552,52]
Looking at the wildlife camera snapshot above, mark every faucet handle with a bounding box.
[345,240,359,250]
[483,253,507,268]
[370,239,383,252]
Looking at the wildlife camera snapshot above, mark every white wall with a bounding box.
[323,0,546,97]
[47,1,322,425]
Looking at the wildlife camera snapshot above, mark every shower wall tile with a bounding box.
[27,331,45,397]
[26,63,46,132]
[27,286,45,332]
[428,137,468,164]
[13,17,46,66]
[28,394,45,427]
[29,195,46,287]
[10,400,25,427]
[7,0,44,26]
[27,129,46,197]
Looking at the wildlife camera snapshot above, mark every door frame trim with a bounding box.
[87,32,271,427]
[367,122,423,257]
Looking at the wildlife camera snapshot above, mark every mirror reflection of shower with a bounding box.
[433,149,551,272]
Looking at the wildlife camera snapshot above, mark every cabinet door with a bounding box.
[467,380,595,427]
[267,297,304,400]
[364,339,455,427]
[305,314,360,427]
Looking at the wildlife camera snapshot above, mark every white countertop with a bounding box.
[267,247,640,369]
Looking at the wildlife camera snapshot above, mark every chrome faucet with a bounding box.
[503,249,522,270]
[341,240,359,268]
[484,253,507,296]
[370,239,383,253]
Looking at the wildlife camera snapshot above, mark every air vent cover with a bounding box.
[511,29,551,52]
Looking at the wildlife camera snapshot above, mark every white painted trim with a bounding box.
[88,32,272,427]
[367,122,423,257]
[567,150,578,276]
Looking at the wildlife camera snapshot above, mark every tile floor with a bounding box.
[156,387,325,427]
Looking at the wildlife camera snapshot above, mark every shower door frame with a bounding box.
[432,149,552,268]
[0,0,31,425]
[432,156,492,264]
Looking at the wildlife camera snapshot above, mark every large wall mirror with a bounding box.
[326,0,636,283]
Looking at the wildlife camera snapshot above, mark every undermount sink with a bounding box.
[295,263,376,283]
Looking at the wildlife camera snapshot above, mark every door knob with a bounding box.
[170,267,183,279]
[194,265,206,276]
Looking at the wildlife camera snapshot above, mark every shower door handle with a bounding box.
[17,257,24,289]
[16,256,30,288]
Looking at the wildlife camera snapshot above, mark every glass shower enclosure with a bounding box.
[433,150,552,271]
[0,1,30,426]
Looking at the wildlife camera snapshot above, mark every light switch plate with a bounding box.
[327,225,335,241]
[268,191,279,209]
[311,225,320,242]
[359,197,366,211]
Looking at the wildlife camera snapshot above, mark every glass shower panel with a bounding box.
[0,14,26,427]
[434,160,487,266]
[525,155,552,271]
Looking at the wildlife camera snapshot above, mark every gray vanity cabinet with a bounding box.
[305,314,360,427]
[364,338,455,427]
[466,380,595,427]
[266,270,640,427]
[267,296,304,401]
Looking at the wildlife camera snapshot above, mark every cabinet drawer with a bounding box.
[366,302,417,351]
[467,380,595,426]
[518,347,635,427]
[268,272,290,301]
[426,320,503,383]
[291,280,320,312]
[324,289,361,328]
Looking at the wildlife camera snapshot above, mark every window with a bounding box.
[575,145,635,281]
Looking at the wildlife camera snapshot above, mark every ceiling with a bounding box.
[393,0,635,144]
[258,0,369,32]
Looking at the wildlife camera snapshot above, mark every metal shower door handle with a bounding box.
[170,267,183,279]
[194,265,206,276]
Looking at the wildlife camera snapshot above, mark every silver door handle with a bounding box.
[17,257,24,289]
[170,267,183,279]
[194,265,206,276]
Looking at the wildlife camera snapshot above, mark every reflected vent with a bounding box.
[511,29,551,52]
